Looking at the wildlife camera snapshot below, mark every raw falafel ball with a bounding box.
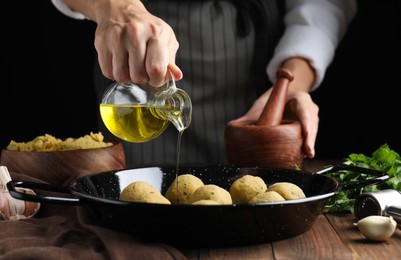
[191,199,220,205]
[266,182,305,200]
[165,174,204,204]
[190,184,232,205]
[120,181,171,204]
[229,175,267,203]
[248,191,285,203]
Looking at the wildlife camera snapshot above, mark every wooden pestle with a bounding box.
[256,68,294,126]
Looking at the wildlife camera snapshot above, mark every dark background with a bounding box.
[2,1,98,144]
[311,0,401,159]
[1,0,400,160]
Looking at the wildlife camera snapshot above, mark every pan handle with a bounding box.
[6,180,83,205]
[315,164,389,191]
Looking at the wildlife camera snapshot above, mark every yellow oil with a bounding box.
[99,104,170,143]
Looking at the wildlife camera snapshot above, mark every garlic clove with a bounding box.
[0,166,41,220]
[0,190,41,220]
[354,215,397,241]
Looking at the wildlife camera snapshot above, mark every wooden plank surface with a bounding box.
[183,243,274,259]
[272,215,353,260]
[183,214,401,259]
[183,215,351,259]
[326,213,401,259]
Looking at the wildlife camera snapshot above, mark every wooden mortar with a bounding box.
[224,68,304,169]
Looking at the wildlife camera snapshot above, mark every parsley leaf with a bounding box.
[324,143,401,213]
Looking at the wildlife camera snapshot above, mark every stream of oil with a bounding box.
[175,130,184,203]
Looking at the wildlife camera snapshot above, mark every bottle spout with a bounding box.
[155,87,192,131]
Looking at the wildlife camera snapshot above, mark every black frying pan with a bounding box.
[7,164,388,247]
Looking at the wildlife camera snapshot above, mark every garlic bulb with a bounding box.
[354,215,397,241]
[0,166,40,220]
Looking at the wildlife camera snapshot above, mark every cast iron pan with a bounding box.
[7,164,388,247]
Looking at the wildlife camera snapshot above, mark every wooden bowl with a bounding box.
[225,120,304,169]
[0,141,125,186]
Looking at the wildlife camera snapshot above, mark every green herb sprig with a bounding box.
[324,143,401,213]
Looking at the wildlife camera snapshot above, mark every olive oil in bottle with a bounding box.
[100,73,191,144]
[100,104,170,143]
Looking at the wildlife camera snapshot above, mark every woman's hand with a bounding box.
[65,0,182,86]
[230,58,319,159]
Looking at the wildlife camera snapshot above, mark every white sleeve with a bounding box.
[50,0,88,20]
[267,0,357,91]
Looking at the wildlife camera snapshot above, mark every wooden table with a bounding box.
[180,159,401,259]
